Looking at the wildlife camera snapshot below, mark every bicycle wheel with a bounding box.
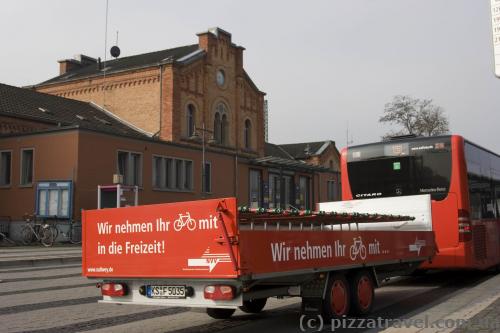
[41,226,55,247]
[69,224,82,244]
[51,225,59,241]
[21,225,34,245]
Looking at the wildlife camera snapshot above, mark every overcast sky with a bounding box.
[1,0,499,152]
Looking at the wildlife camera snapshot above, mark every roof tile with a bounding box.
[0,83,147,138]
[36,44,200,86]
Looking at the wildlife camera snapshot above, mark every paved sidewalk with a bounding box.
[0,245,81,268]
[380,272,500,333]
[452,296,500,333]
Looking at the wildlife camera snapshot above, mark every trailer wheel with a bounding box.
[239,298,267,313]
[206,308,236,319]
[349,270,374,316]
[323,273,350,319]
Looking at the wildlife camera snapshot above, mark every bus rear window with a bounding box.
[347,138,452,201]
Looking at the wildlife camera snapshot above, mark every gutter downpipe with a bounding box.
[158,63,164,138]
[234,153,238,197]
[312,171,317,209]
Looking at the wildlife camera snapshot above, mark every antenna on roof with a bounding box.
[110,31,120,59]
[110,46,120,58]
[346,121,354,147]
[102,0,110,109]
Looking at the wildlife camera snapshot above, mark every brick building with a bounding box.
[0,28,340,230]
[34,28,265,156]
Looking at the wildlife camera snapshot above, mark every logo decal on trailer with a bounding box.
[409,238,427,255]
[183,248,231,272]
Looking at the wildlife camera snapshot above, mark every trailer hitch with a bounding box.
[214,235,239,245]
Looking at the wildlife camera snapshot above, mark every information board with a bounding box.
[491,0,500,76]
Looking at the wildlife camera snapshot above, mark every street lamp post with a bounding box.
[191,123,214,197]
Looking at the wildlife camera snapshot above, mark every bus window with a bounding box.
[347,137,451,200]
[467,176,495,219]
[465,142,500,220]
[495,184,500,218]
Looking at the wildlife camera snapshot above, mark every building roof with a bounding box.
[0,83,148,138]
[278,141,334,159]
[251,156,329,172]
[36,44,200,86]
[264,142,293,159]
[263,142,337,172]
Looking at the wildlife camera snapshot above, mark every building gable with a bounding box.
[34,27,267,156]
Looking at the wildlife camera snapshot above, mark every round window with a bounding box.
[216,69,225,86]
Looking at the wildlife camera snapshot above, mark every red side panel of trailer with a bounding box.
[238,230,435,276]
[82,198,240,278]
[83,197,435,279]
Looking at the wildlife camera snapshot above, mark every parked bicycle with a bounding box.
[0,216,15,244]
[53,220,82,244]
[21,214,55,247]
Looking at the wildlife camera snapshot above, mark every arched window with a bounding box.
[214,112,221,143]
[214,102,228,145]
[186,104,196,137]
[216,102,226,115]
[244,119,252,149]
[221,114,228,145]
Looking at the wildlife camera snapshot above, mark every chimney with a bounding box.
[58,59,80,75]
[75,54,97,66]
[57,54,97,75]
[197,29,217,52]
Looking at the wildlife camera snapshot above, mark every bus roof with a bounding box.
[346,135,499,159]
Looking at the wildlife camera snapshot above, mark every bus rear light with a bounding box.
[100,283,127,297]
[458,223,471,233]
[458,209,472,242]
[204,285,235,300]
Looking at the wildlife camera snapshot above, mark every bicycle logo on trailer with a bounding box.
[349,236,367,260]
[174,212,197,232]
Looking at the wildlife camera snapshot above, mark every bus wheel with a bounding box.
[349,270,374,316]
[206,308,236,319]
[239,298,267,313]
[323,273,350,319]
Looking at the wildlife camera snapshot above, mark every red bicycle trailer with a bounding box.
[82,195,436,319]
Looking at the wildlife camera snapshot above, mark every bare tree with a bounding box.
[380,95,449,139]
[415,105,449,136]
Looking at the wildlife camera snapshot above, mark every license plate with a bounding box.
[147,285,186,299]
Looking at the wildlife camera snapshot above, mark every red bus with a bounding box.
[341,134,500,270]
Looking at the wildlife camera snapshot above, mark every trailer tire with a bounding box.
[349,270,374,316]
[323,273,350,319]
[239,298,267,313]
[206,308,236,319]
